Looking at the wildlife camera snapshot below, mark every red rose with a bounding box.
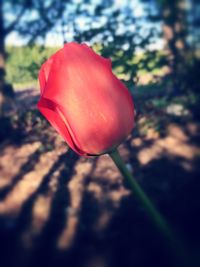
[37,42,134,156]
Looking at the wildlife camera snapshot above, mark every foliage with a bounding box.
[5,44,168,90]
[2,1,66,41]
[6,45,59,84]
[2,0,200,97]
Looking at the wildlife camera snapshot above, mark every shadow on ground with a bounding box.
[0,89,200,267]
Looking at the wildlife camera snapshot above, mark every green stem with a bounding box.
[109,148,188,266]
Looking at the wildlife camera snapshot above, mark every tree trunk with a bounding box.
[0,0,6,116]
[161,0,188,95]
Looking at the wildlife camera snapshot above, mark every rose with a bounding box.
[37,44,182,257]
[37,42,134,156]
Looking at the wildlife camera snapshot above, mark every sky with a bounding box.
[5,0,164,50]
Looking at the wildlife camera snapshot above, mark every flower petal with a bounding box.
[37,97,87,156]
[37,42,134,155]
[38,55,56,94]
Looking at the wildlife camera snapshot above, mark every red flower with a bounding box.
[37,42,134,156]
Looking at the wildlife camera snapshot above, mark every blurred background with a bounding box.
[0,0,200,267]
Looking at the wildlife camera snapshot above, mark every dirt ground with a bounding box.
[0,88,200,267]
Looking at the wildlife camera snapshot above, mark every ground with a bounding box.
[0,87,200,267]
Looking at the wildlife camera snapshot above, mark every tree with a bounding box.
[159,0,188,94]
[58,0,157,89]
[0,0,65,115]
[143,0,200,95]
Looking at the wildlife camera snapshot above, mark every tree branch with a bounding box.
[5,7,26,34]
